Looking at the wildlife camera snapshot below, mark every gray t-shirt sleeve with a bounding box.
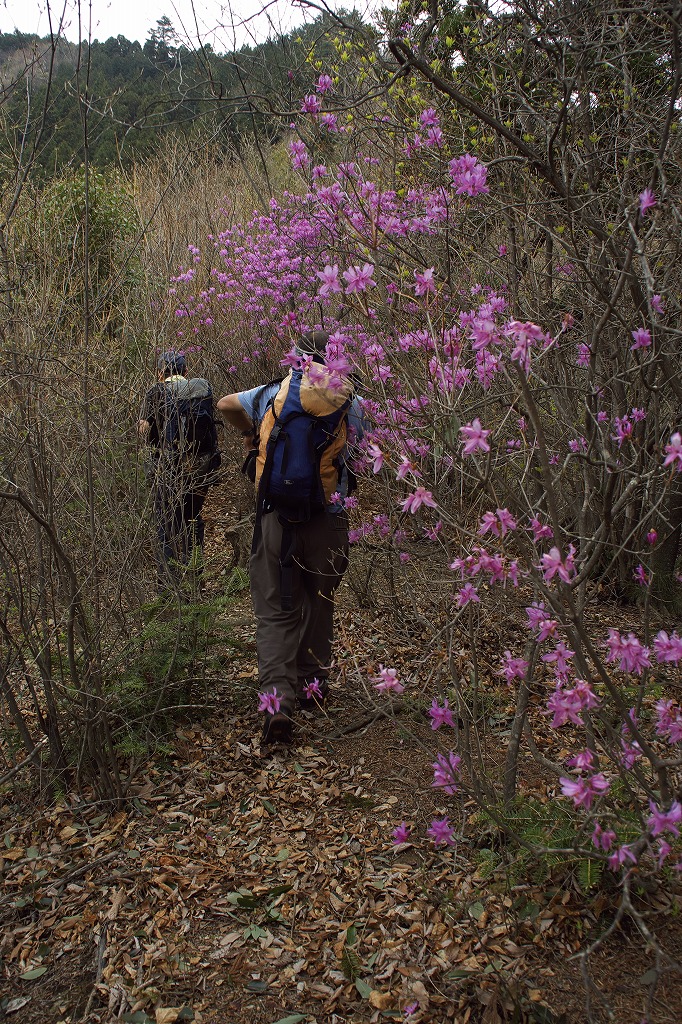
[237,383,279,425]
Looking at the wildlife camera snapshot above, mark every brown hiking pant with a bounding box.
[250,509,349,715]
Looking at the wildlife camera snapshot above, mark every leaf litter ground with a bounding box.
[2,492,682,1024]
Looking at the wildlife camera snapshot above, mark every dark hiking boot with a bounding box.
[262,712,293,747]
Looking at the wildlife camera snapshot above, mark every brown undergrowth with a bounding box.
[1,487,682,1024]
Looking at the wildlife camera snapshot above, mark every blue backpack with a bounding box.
[255,366,353,522]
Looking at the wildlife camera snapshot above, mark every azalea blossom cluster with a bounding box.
[169,89,682,870]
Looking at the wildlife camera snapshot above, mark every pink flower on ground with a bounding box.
[663,432,682,471]
[404,1002,420,1018]
[429,698,456,730]
[373,665,405,694]
[427,817,456,846]
[630,327,651,351]
[258,689,282,715]
[460,418,491,456]
[392,822,411,845]
[401,487,438,514]
[639,188,657,216]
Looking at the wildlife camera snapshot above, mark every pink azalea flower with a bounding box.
[432,751,461,794]
[316,264,341,296]
[392,822,411,845]
[343,263,376,293]
[496,508,517,535]
[316,73,333,93]
[528,517,554,542]
[646,529,658,545]
[605,629,651,675]
[373,665,405,694]
[567,749,594,771]
[576,343,591,367]
[301,93,322,115]
[633,564,649,587]
[288,139,309,169]
[478,511,500,537]
[301,679,322,703]
[639,188,657,216]
[630,327,651,351]
[607,844,638,870]
[663,432,682,471]
[559,772,610,810]
[654,630,682,664]
[258,689,282,715]
[542,641,575,677]
[401,487,438,514]
[414,267,436,296]
[320,112,339,132]
[427,817,456,846]
[612,416,633,446]
[449,154,489,196]
[498,650,529,685]
[367,444,384,474]
[592,822,616,852]
[539,545,576,584]
[651,294,665,314]
[456,583,480,607]
[429,698,456,730]
[460,418,491,456]
[419,107,440,127]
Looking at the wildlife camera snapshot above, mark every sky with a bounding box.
[0,0,304,49]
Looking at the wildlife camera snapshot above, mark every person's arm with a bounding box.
[217,392,257,452]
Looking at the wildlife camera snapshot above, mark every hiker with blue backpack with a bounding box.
[139,351,221,591]
[217,332,363,747]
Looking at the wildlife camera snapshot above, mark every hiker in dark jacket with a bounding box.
[217,332,363,747]
[139,351,220,590]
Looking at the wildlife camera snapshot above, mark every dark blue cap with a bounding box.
[158,350,186,375]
